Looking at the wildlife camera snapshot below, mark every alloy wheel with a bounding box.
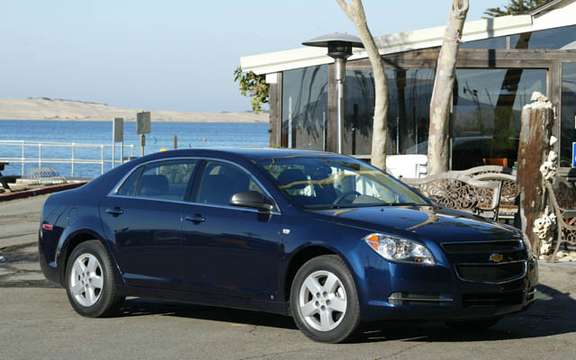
[298,270,347,332]
[69,253,104,307]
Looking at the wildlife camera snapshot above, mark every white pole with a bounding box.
[38,144,42,170]
[71,144,75,177]
[112,120,116,168]
[100,145,104,175]
[335,58,345,154]
[20,143,24,177]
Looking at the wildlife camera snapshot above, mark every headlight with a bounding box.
[364,233,435,265]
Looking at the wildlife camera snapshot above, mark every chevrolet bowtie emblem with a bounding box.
[489,253,505,263]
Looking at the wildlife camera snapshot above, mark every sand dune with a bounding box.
[0,98,269,123]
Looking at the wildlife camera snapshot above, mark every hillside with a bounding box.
[0,98,269,123]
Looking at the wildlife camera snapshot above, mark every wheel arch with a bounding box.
[283,245,354,303]
[57,229,122,286]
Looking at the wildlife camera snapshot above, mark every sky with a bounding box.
[0,0,506,113]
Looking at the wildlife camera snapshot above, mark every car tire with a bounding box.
[445,317,500,331]
[290,255,361,343]
[65,240,125,317]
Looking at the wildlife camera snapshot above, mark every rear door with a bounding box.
[180,160,284,303]
[100,159,198,290]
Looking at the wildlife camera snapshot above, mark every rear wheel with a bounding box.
[445,317,500,331]
[65,240,124,317]
[290,255,361,343]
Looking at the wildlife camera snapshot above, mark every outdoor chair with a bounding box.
[546,179,576,261]
[472,172,520,223]
[403,173,502,221]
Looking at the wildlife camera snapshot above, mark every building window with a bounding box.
[282,65,328,150]
[344,66,434,156]
[461,37,508,49]
[452,69,547,170]
[511,25,576,49]
[343,66,377,155]
[394,69,434,155]
[461,25,576,50]
[561,63,576,167]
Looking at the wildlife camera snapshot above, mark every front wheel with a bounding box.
[290,255,361,343]
[65,240,125,317]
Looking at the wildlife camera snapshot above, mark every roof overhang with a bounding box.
[241,0,576,76]
[241,15,534,75]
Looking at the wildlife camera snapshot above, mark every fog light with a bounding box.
[388,292,454,305]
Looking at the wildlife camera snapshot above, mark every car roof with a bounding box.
[151,148,344,161]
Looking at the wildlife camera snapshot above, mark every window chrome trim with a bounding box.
[108,156,282,215]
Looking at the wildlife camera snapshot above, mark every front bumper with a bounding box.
[359,254,538,322]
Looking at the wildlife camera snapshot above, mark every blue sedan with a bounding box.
[39,149,537,343]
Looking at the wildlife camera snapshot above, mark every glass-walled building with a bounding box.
[241,0,576,177]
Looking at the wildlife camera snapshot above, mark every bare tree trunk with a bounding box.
[337,0,389,170]
[427,0,469,175]
[517,93,555,253]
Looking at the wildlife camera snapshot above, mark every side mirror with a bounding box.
[230,191,275,212]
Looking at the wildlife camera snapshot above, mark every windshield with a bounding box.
[256,156,429,210]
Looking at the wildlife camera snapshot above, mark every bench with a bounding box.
[403,172,502,221]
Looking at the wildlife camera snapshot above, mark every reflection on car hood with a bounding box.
[312,206,520,243]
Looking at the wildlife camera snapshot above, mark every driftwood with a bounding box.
[516,93,555,253]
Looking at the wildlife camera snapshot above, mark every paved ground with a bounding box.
[1,196,576,360]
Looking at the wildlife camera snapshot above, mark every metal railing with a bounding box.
[0,140,135,178]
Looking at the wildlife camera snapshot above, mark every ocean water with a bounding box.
[0,120,269,179]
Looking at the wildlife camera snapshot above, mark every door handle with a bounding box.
[105,207,124,216]
[184,214,206,224]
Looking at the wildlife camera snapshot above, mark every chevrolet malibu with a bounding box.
[39,149,537,343]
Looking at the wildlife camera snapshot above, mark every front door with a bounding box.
[180,160,284,303]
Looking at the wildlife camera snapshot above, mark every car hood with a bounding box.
[311,205,520,243]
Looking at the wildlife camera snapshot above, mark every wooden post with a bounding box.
[516,93,554,252]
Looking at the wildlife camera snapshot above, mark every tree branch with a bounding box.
[336,0,389,169]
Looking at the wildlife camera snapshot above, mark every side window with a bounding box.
[116,168,142,196]
[195,161,264,206]
[117,160,197,201]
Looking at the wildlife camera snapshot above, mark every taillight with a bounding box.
[41,223,54,231]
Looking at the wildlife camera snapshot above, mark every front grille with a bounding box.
[442,240,529,284]
[456,262,526,283]
[463,291,524,307]
[442,240,524,254]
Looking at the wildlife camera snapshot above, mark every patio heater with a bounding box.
[303,33,364,154]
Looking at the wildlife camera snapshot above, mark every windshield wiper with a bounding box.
[381,202,430,207]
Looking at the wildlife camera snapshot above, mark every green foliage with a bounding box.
[485,0,553,17]
[234,66,270,113]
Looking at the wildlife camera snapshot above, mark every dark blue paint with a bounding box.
[39,148,537,322]
[572,142,576,168]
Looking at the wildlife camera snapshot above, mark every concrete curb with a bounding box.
[0,182,87,202]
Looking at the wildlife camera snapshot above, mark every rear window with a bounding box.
[116,160,198,201]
